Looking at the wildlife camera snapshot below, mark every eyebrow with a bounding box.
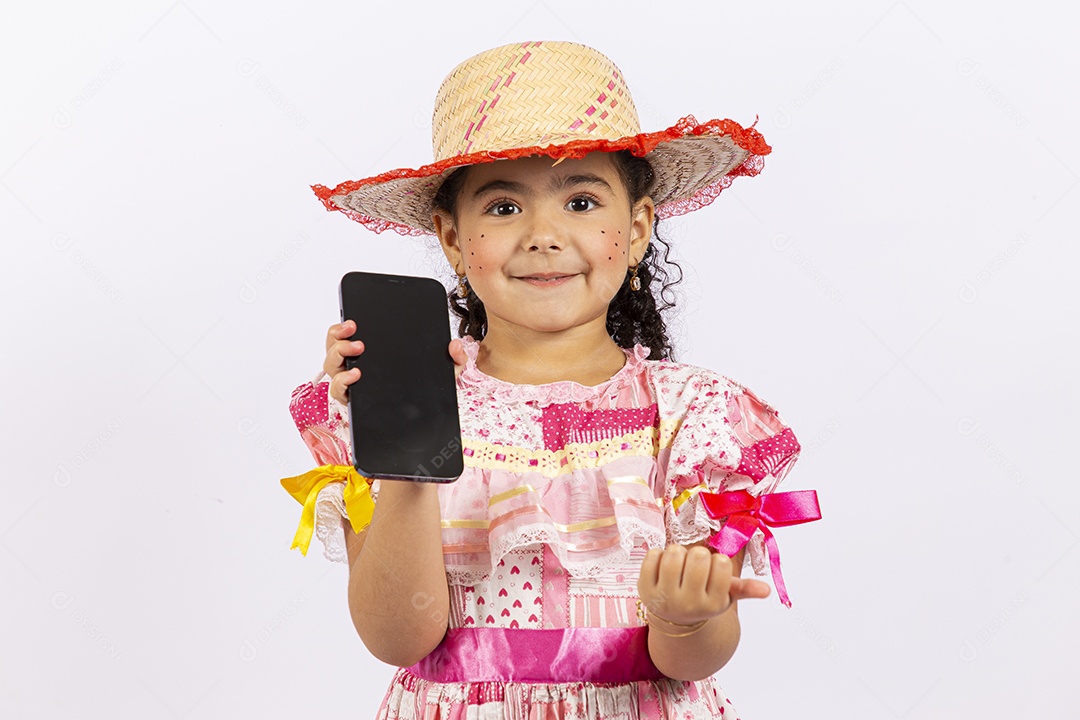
[471,173,614,199]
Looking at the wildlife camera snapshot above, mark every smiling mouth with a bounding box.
[516,273,577,286]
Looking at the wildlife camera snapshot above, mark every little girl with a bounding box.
[282,41,819,720]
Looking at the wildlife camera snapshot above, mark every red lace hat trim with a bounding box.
[311,115,771,236]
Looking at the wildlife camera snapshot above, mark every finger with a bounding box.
[728,577,771,602]
[635,548,660,587]
[323,338,365,377]
[681,546,715,592]
[638,548,662,593]
[329,367,361,405]
[325,320,355,352]
[704,552,733,598]
[656,545,687,592]
[448,338,468,378]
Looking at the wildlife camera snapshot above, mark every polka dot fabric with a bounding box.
[289,371,354,471]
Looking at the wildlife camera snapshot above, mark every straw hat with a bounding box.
[313,41,771,236]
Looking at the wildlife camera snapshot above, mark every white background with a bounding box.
[3,1,1077,718]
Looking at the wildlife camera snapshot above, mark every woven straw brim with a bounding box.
[313,115,770,236]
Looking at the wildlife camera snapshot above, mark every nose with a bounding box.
[523,210,564,252]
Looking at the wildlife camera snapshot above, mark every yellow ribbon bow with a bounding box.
[280,464,375,556]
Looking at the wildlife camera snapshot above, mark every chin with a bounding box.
[523,322,576,334]
[510,316,580,334]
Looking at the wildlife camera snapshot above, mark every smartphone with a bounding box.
[339,271,463,483]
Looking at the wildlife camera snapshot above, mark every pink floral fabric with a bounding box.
[288,337,801,720]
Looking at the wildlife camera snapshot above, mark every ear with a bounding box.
[433,211,463,273]
[628,195,654,266]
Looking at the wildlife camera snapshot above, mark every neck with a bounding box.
[476,317,628,386]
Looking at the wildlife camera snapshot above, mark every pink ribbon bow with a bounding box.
[699,489,821,607]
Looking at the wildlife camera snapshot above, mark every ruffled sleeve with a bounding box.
[290,371,352,466]
[284,372,380,562]
[663,371,801,577]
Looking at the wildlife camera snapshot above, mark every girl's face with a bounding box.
[434,152,654,338]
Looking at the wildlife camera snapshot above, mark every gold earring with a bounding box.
[629,264,641,292]
[456,271,468,298]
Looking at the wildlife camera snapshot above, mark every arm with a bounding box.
[303,324,467,666]
[643,544,766,681]
[344,480,450,667]
[648,374,801,680]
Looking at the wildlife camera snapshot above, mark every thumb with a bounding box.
[449,339,469,378]
[728,577,772,602]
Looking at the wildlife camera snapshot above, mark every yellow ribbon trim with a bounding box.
[442,512,619,533]
[488,484,537,506]
[607,475,650,487]
[671,481,709,512]
[280,464,375,556]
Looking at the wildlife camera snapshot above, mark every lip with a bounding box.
[515,273,577,287]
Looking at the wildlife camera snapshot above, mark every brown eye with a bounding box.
[567,196,597,212]
[486,201,520,216]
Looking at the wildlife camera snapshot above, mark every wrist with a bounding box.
[375,478,441,498]
[636,598,714,638]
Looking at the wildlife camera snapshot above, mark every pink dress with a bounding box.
[287,337,801,720]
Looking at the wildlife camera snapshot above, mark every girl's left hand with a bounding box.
[448,338,468,379]
[637,544,771,626]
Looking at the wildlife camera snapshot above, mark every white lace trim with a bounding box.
[445,517,667,586]
[309,479,777,580]
[313,480,669,581]
[313,482,348,564]
[311,479,381,564]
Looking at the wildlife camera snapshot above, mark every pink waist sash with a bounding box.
[406,627,666,683]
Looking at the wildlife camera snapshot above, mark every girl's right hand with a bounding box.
[324,320,364,406]
[323,320,469,406]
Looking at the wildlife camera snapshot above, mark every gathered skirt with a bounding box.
[376,666,742,720]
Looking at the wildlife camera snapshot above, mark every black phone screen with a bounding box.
[339,272,463,482]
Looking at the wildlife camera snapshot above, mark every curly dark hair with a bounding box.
[432,150,683,360]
